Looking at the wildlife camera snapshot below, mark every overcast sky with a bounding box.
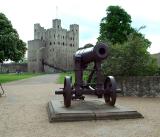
[0,0,159,54]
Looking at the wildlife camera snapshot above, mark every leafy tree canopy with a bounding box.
[0,13,26,63]
[102,31,158,76]
[98,5,133,44]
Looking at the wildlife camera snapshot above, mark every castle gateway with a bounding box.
[28,19,79,73]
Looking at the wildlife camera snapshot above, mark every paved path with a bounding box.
[0,74,160,137]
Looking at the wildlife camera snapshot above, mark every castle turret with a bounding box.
[70,24,79,33]
[34,23,45,40]
[69,24,79,48]
[52,19,61,29]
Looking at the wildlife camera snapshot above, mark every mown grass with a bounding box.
[57,72,75,84]
[0,73,43,83]
[57,71,89,84]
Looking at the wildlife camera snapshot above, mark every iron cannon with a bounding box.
[55,43,118,107]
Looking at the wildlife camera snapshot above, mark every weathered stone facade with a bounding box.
[28,19,79,73]
[116,76,160,97]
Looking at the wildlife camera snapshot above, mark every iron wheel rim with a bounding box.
[63,76,72,107]
[104,76,117,106]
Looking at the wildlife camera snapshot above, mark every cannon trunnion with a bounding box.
[55,43,118,107]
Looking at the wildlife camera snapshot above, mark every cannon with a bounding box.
[55,43,118,107]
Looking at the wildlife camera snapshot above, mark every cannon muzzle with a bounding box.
[74,43,108,64]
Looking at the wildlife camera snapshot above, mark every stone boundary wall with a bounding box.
[116,76,160,97]
[0,63,27,73]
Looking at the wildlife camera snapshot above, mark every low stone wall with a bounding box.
[116,76,160,97]
[0,63,27,73]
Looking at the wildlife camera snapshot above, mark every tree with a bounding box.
[0,13,26,63]
[97,5,158,76]
[102,31,158,76]
[98,6,133,44]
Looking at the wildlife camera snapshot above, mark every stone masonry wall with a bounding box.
[0,63,27,73]
[116,76,160,97]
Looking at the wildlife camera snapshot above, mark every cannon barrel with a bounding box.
[74,43,108,64]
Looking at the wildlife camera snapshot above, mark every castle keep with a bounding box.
[28,19,79,72]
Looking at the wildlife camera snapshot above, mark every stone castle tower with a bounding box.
[28,19,79,72]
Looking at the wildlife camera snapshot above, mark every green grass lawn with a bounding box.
[0,73,43,83]
[57,72,75,84]
[57,71,89,84]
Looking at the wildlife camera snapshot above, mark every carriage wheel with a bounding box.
[104,76,117,106]
[63,76,72,107]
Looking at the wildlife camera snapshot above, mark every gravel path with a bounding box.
[0,74,160,137]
